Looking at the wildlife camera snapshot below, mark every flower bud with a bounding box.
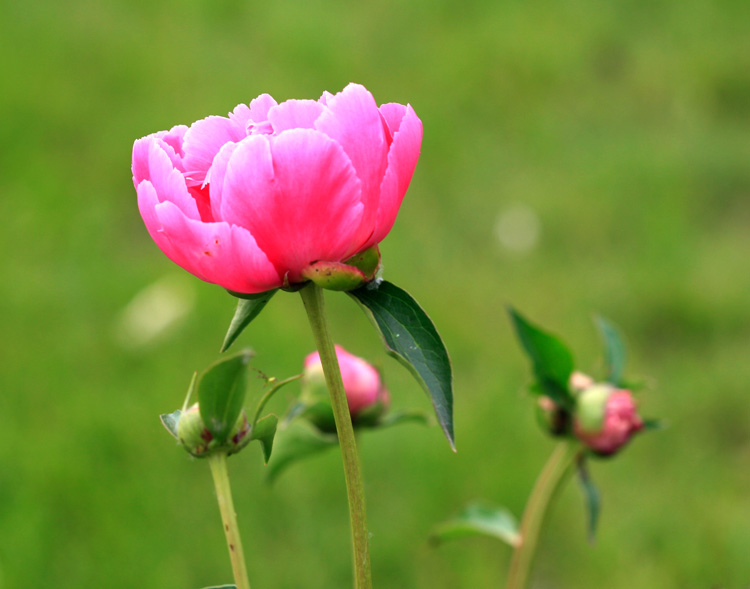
[176,403,251,457]
[573,385,643,456]
[303,345,389,422]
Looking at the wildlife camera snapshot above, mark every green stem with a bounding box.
[506,441,579,589]
[208,452,251,589]
[252,373,303,427]
[299,283,373,589]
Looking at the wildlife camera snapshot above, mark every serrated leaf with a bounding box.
[266,421,338,483]
[221,290,277,352]
[349,281,454,450]
[159,410,182,439]
[595,316,626,386]
[508,307,575,408]
[576,455,601,542]
[198,350,253,443]
[431,502,520,547]
[250,414,278,464]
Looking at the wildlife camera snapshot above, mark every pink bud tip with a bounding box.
[574,389,644,455]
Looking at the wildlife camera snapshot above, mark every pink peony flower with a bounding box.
[304,345,389,416]
[132,84,422,294]
[574,387,644,455]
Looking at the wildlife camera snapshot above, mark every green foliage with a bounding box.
[595,316,626,386]
[349,281,454,449]
[222,291,277,352]
[197,351,253,443]
[508,307,575,409]
[431,502,520,547]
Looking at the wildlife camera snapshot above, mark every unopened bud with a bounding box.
[574,386,643,456]
[176,403,251,458]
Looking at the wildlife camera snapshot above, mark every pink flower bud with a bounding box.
[132,84,422,294]
[574,387,643,456]
[304,345,388,417]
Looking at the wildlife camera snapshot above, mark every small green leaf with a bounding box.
[250,414,278,464]
[595,316,626,386]
[221,290,277,352]
[642,418,664,431]
[198,350,253,443]
[508,307,575,408]
[349,281,454,450]
[266,421,338,482]
[159,410,182,439]
[431,502,520,547]
[376,409,431,429]
[576,455,601,542]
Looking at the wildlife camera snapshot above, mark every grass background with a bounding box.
[2,0,749,586]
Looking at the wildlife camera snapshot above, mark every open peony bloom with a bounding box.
[574,385,644,456]
[132,83,422,294]
[304,345,389,416]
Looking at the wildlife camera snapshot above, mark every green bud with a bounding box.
[176,403,251,458]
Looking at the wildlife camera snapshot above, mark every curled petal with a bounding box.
[268,99,325,133]
[366,104,422,248]
[133,139,199,220]
[315,83,388,243]
[154,200,282,294]
[182,115,246,186]
[218,130,364,281]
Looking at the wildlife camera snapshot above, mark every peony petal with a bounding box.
[207,140,242,222]
[379,103,407,137]
[218,130,364,281]
[133,139,200,220]
[154,200,282,293]
[248,94,277,122]
[182,115,246,186]
[268,99,325,133]
[314,84,387,245]
[137,180,182,262]
[365,104,422,248]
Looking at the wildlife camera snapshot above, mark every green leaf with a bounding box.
[595,315,626,386]
[376,409,431,429]
[221,290,277,352]
[349,281,454,450]
[642,418,664,432]
[431,502,520,547]
[159,410,181,439]
[508,307,575,408]
[576,455,601,542]
[250,414,278,464]
[266,421,338,483]
[198,350,253,443]
[200,585,236,589]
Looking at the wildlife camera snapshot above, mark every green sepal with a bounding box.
[266,421,339,483]
[508,307,575,409]
[344,246,381,279]
[576,454,601,542]
[250,414,278,464]
[348,280,455,450]
[430,502,520,547]
[221,290,277,352]
[595,315,626,387]
[375,409,431,429]
[642,418,664,431]
[160,409,181,440]
[198,350,253,444]
[301,261,367,291]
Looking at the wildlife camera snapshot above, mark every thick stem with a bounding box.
[506,441,579,589]
[299,283,373,589]
[208,452,251,589]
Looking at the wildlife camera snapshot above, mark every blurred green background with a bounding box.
[2,0,749,587]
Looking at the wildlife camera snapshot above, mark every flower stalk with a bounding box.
[208,452,251,589]
[506,441,580,589]
[300,283,372,589]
